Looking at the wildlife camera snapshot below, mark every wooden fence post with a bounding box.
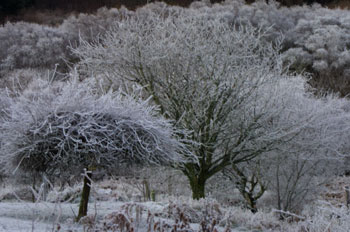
[345,186,350,208]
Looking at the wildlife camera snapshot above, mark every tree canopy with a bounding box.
[73,10,350,199]
[0,77,189,178]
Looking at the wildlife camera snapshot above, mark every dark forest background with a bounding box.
[0,0,344,13]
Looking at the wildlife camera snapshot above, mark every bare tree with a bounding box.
[223,160,266,213]
[72,12,290,199]
[72,9,350,200]
[259,81,350,214]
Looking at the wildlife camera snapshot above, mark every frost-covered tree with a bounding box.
[221,76,350,213]
[262,83,350,213]
[245,76,350,213]
[0,78,188,221]
[73,5,350,202]
[73,10,333,199]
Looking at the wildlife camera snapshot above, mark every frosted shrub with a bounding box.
[0,88,14,137]
[125,167,191,201]
[0,68,47,91]
[0,7,134,77]
[0,89,14,181]
[2,1,350,95]
[299,201,350,232]
[59,7,133,44]
[286,13,350,95]
[190,0,350,95]
[0,22,71,74]
[80,199,231,231]
[227,207,282,231]
[0,89,12,114]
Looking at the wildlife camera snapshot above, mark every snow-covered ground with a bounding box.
[0,201,76,231]
[1,177,350,232]
[0,179,248,231]
[0,200,252,232]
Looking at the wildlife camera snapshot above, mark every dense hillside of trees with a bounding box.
[0,0,346,24]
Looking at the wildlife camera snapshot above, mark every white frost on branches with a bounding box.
[0,78,189,178]
[1,1,350,94]
[72,7,350,201]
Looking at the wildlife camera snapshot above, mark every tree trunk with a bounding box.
[229,164,265,214]
[32,175,36,203]
[242,192,257,213]
[189,176,206,200]
[76,170,92,222]
[143,179,151,201]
